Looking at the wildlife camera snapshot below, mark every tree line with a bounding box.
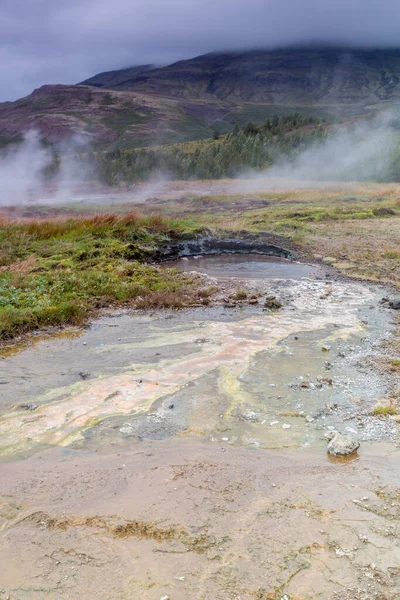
[93,115,328,184]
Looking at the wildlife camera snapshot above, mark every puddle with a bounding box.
[162,253,322,279]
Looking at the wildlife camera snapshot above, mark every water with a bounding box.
[1,254,399,600]
[0,256,394,458]
[162,253,322,279]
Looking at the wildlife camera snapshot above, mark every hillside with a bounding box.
[2,46,400,148]
[0,84,229,148]
[93,47,400,106]
[80,64,156,89]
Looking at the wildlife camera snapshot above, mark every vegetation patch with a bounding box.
[372,405,398,416]
[0,213,206,340]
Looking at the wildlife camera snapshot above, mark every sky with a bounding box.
[2,0,400,102]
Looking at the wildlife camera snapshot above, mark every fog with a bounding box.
[2,0,400,101]
[0,131,92,206]
[1,112,399,209]
[235,114,400,191]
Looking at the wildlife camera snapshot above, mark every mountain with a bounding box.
[2,46,400,148]
[90,47,400,105]
[79,64,156,89]
[0,84,229,148]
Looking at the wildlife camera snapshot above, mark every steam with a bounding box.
[239,112,400,188]
[0,130,92,206]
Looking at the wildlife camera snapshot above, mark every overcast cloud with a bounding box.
[1,0,400,101]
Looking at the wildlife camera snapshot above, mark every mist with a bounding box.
[0,131,93,206]
[236,114,400,190]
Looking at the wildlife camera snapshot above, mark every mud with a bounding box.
[0,255,399,599]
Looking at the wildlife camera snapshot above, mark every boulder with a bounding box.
[327,433,360,456]
[389,299,400,310]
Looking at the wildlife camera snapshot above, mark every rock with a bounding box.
[22,403,38,411]
[119,424,135,436]
[327,433,360,456]
[321,345,331,352]
[389,299,400,310]
[263,296,282,310]
[79,371,90,379]
[239,409,260,422]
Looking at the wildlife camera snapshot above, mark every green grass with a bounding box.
[372,405,398,416]
[0,213,206,340]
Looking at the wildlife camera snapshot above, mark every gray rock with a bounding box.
[327,433,360,456]
[239,409,260,422]
[22,403,38,411]
[389,299,400,310]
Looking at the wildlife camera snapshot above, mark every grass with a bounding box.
[0,213,208,340]
[184,183,400,288]
[389,359,400,371]
[372,405,398,416]
[2,180,400,342]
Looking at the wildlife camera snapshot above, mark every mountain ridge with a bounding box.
[2,46,400,148]
[82,47,400,105]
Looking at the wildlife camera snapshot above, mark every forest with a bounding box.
[93,115,328,184]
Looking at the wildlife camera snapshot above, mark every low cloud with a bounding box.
[2,0,400,101]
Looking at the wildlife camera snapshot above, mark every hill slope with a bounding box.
[0,84,229,148]
[2,46,400,148]
[79,64,156,89]
[97,47,400,106]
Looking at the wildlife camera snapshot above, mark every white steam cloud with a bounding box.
[0,130,92,206]
[238,112,400,189]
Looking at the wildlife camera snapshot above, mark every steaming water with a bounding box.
[0,256,395,458]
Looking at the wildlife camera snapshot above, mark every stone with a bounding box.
[239,409,260,422]
[22,403,38,411]
[389,299,400,310]
[119,424,135,436]
[263,296,282,310]
[327,433,360,456]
